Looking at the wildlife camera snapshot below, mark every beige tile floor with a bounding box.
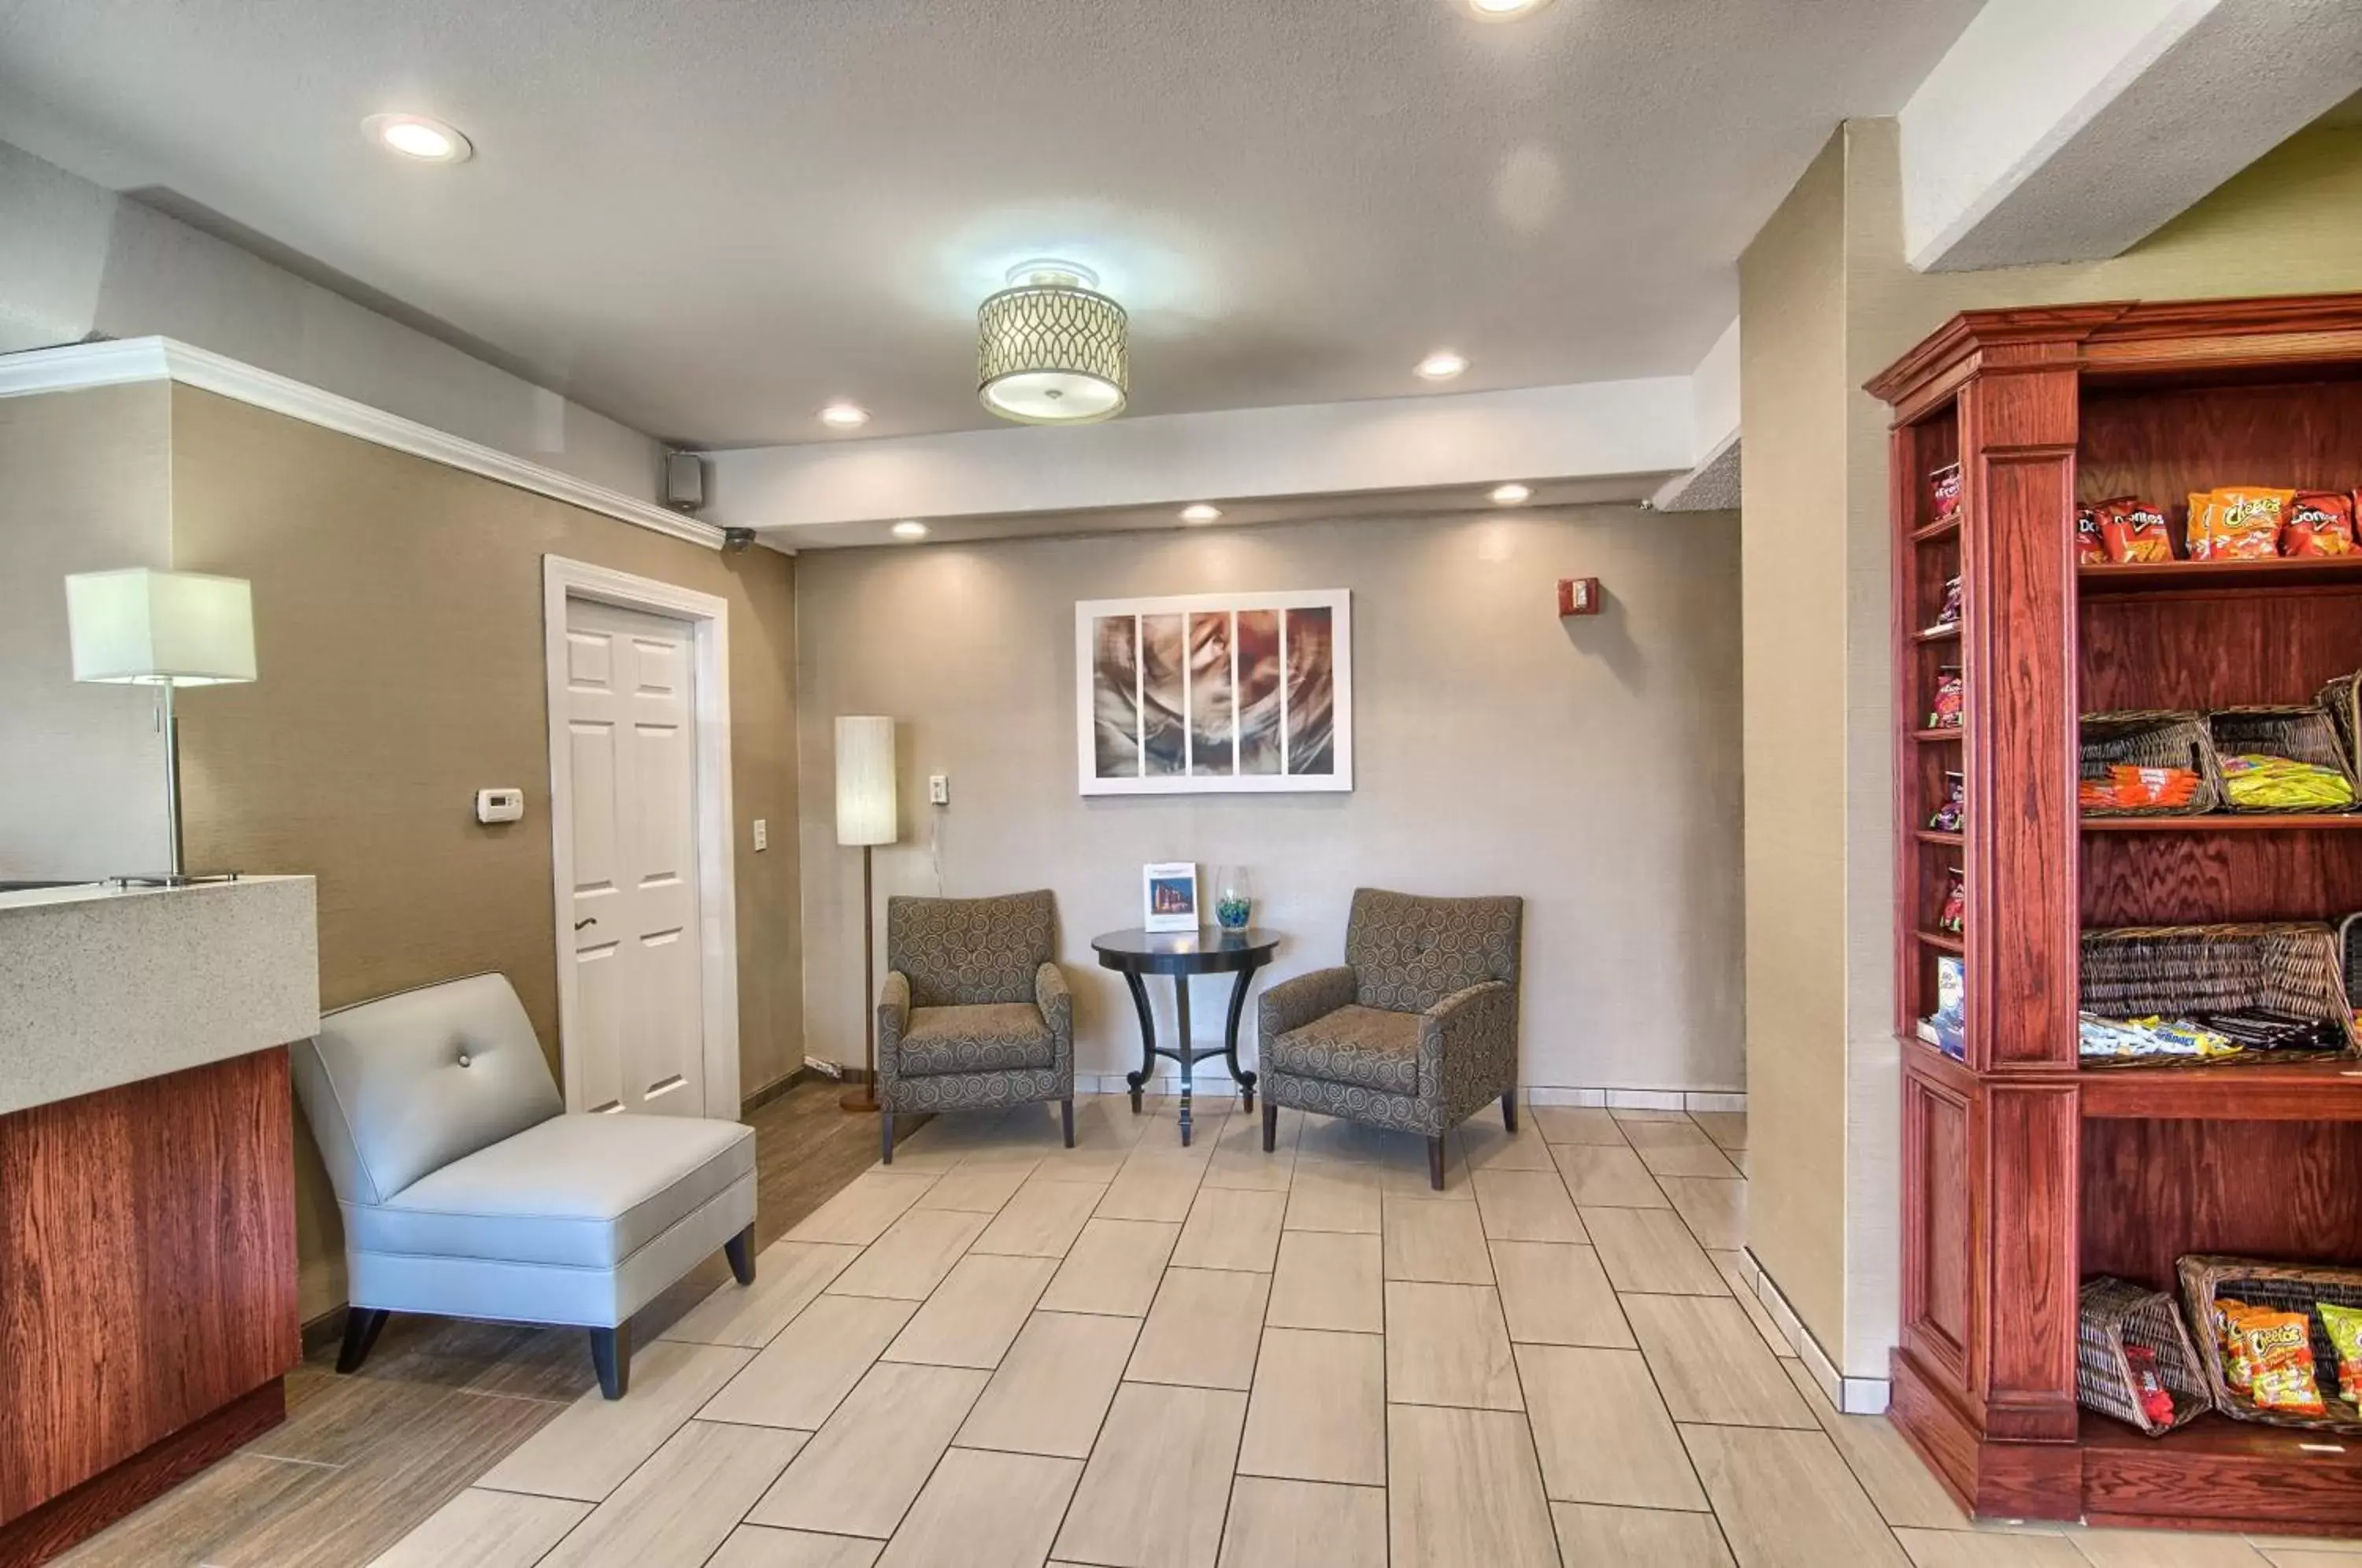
[75,1092,2362,1567]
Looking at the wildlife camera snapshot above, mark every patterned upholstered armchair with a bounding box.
[1258,888,1524,1189]
[877,889,1073,1161]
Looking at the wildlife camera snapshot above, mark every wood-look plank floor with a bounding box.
[57,1093,2340,1566]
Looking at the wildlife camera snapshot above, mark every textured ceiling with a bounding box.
[0,0,1982,447]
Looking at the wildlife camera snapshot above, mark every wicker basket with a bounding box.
[2077,1276,2212,1435]
[2319,672,2362,776]
[2177,1256,2362,1433]
[2079,922,2362,1063]
[2207,705,2359,815]
[2079,711,2223,817]
[2341,912,2362,1010]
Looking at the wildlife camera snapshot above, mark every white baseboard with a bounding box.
[948,1071,1749,1113]
[1742,1246,1889,1415]
[1069,1072,1746,1114]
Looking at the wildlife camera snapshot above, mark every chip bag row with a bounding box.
[2189,487,2359,560]
[2075,490,2360,564]
[2211,1296,2362,1418]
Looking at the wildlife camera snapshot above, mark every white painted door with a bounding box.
[564,597,705,1115]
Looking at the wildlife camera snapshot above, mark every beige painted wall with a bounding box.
[1737,133,1854,1355]
[794,508,1744,1096]
[1740,119,2362,1377]
[0,384,173,878]
[162,386,802,1320]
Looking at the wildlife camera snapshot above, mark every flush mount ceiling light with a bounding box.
[1179,503,1223,523]
[890,520,930,541]
[1490,483,1533,505]
[363,113,472,164]
[1465,0,1553,17]
[977,260,1128,426]
[819,401,871,430]
[1415,350,1468,381]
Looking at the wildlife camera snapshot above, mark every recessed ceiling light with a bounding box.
[890,520,929,541]
[363,113,472,164]
[1490,483,1532,505]
[1180,504,1223,523]
[1416,351,1468,381]
[1466,0,1552,18]
[820,401,871,430]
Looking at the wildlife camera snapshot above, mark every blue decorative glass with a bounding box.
[1212,865,1252,931]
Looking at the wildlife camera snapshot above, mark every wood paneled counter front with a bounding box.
[0,878,318,1566]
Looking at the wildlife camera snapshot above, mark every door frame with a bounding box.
[542,555,740,1117]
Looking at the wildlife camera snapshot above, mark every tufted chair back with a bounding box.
[887,890,1058,1008]
[1343,888,1524,1014]
[292,972,564,1207]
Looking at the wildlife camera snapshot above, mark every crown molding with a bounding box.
[0,336,724,550]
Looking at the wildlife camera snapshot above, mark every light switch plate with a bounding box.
[752,818,768,851]
[929,774,950,805]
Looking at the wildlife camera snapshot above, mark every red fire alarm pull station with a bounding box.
[1557,577,1601,617]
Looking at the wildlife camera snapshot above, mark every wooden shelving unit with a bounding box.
[1873,294,2362,1537]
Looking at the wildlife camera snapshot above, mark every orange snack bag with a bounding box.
[2190,486,2294,560]
[2076,505,2107,565]
[2098,497,2171,564]
[2286,492,2356,557]
[2216,1299,2256,1393]
[2238,1311,2326,1415]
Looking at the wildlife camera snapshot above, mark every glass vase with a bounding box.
[1212,865,1253,932]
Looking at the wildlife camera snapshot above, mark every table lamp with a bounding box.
[835,716,898,1112]
[65,568,257,886]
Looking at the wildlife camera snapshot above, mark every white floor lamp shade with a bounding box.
[835,716,897,1114]
[835,716,897,847]
[65,568,257,883]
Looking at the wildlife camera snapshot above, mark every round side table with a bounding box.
[1090,926,1280,1147]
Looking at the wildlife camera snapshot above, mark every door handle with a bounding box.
[575,917,598,930]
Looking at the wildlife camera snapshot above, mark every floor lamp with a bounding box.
[65,568,257,885]
[836,716,897,1114]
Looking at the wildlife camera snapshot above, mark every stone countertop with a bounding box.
[0,875,320,1116]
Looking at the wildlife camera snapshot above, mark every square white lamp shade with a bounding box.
[66,568,257,686]
[835,716,897,847]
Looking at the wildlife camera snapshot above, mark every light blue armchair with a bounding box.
[291,972,757,1397]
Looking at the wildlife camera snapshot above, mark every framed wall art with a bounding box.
[1075,589,1353,795]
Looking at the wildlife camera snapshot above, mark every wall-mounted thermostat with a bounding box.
[476,788,526,824]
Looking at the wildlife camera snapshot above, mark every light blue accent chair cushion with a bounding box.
[291,973,756,1334]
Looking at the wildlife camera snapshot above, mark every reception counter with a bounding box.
[0,878,317,1566]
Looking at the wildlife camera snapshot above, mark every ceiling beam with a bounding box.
[1898,0,2362,272]
[704,375,1699,542]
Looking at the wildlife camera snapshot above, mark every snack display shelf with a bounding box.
[1914,927,1964,955]
[2079,557,2362,596]
[2077,1057,2362,1120]
[1912,516,1961,544]
[1912,624,1961,644]
[1915,829,1963,849]
[2082,814,2362,832]
[2077,1409,2362,1534]
[1913,728,1964,743]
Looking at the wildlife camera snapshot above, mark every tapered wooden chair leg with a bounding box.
[335,1307,389,1374]
[590,1323,630,1400]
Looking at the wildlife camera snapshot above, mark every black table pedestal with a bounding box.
[1093,926,1279,1148]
